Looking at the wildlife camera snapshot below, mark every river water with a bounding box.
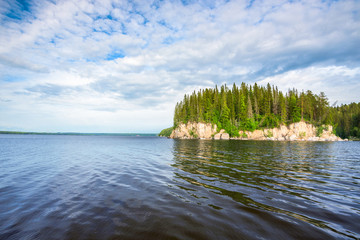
[0,134,359,239]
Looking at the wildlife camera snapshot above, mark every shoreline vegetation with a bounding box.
[160,82,360,141]
[169,121,345,141]
[158,127,174,137]
[0,131,157,137]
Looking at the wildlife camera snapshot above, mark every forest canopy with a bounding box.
[172,82,360,139]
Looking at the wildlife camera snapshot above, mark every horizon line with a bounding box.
[0,131,158,136]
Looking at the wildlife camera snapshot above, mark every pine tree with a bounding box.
[289,93,301,123]
[253,94,259,121]
[272,86,279,115]
[247,94,253,120]
[170,82,356,137]
[238,93,246,123]
[279,92,287,124]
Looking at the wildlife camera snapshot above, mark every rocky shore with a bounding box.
[169,121,345,141]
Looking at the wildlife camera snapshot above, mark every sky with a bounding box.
[0,0,359,133]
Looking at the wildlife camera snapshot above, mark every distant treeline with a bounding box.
[0,131,157,137]
[173,83,360,138]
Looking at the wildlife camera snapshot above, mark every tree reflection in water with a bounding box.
[171,139,358,239]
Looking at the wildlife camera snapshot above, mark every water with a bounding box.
[0,135,359,240]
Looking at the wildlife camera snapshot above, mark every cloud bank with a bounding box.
[0,0,359,132]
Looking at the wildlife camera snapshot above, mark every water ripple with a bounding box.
[0,135,359,239]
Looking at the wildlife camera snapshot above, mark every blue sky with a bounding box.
[0,0,359,133]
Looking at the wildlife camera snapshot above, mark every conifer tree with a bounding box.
[171,82,355,137]
[279,92,287,124]
[289,93,301,123]
[239,93,246,123]
[247,94,253,120]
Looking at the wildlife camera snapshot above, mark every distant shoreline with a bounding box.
[0,131,157,136]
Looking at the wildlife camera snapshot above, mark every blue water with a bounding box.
[0,134,359,239]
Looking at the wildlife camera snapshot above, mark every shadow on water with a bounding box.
[171,139,360,239]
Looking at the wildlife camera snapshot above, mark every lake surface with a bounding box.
[0,134,359,239]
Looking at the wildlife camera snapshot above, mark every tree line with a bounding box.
[331,102,360,139]
[173,82,359,138]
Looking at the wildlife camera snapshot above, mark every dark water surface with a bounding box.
[0,135,359,239]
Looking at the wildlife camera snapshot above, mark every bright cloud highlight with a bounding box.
[0,0,359,132]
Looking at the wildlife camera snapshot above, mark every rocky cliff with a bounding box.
[170,122,217,139]
[169,121,344,141]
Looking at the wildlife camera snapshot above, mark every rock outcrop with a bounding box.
[170,121,343,141]
[214,130,230,140]
[238,121,342,141]
[170,122,217,139]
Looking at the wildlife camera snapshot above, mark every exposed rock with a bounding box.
[235,121,342,141]
[214,132,230,140]
[170,122,217,139]
[169,121,343,141]
[213,133,221,140]
[307,137,319,141]
[220,133,230,140]
[249,130,265,140]
[289,134,297,141]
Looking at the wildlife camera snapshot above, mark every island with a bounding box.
[160,82,360,141]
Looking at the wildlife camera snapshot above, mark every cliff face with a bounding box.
[170,122,217,139]
[239,121,342,141]
[170,121,343,141]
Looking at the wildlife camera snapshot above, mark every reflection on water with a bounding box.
[0,135,359,239]
[172,139,360,239]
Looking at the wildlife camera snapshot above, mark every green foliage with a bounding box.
[316,126,325,137]
[245,118,257,132]
[265,130,273,138]
[260,114,279,128]
[224,124,239,137]
[189,129,198,138]
[215,122,221,132]
[331,102,360,138]
[289,94,301,123]
[158,127,174,137]
[172,82,359,138]
[299,132,306,138]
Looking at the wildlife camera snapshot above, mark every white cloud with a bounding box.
[0,0,359,132]
[258,66,360,104]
